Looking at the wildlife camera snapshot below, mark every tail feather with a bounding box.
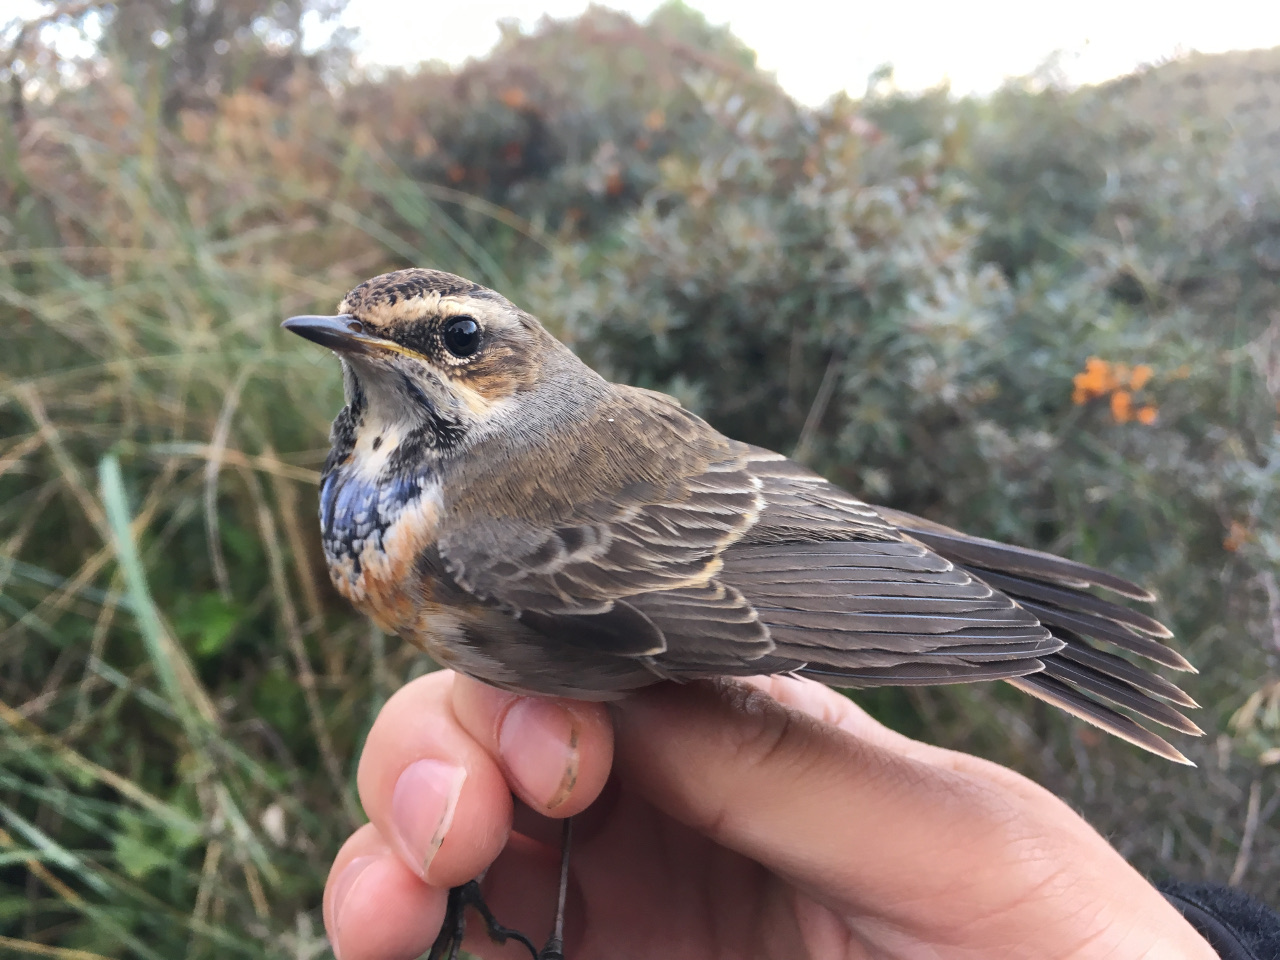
[1006,674,1193,765]
[880,507,1199,762]
[1039,657,1203,736]
[1056,637,1199,709]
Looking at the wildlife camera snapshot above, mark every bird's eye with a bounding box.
[442,317,481,358]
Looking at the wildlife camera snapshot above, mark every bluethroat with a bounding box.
[286,268,1200,959]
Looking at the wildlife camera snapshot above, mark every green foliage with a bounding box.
[3,2,1280,955]
[348,2,764,258]
[534,86,1004,495]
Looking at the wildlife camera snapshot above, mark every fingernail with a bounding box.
[498,698,579,810]
[390,759,467,880]
[330,855,377,950]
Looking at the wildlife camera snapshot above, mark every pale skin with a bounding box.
[323,671,1217,960]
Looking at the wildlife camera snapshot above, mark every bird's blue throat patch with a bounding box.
[319,466,435,574]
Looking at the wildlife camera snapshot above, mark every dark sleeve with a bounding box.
[1158,879,1280,960]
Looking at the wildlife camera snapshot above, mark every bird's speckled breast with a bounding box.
[319,464,443,635]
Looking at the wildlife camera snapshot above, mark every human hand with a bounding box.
[323,670,1215,959]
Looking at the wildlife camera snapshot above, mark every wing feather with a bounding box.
[716,460,1198,760]
[628,581,773,664]
[873,503,1199,756]
[877,506,1157,601]
[439,448,763,615]
[435,417,1197,760]
[1056,637,1199,708]
[1015,599,1195,672]
[973,568,1172,638]
[438,409,776,661]
[1038,657,1203,736]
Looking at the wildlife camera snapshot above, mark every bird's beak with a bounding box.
[282,314,411,358]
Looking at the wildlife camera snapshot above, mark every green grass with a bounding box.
[0,72,485,955]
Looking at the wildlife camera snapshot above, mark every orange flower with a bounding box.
[1072,356,1119,403]
[1224,520,1250,552]
[1129,364,1153,390]
[1110,390,1133,423]
[1071,358,1160,424]
[499,86,528,109]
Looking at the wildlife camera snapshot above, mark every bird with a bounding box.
[284,267,1201,960]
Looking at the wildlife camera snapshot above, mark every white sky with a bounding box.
[340,0,1280,103]
[9,0,1279,103]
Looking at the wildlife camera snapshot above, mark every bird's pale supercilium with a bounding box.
[284,267,1201,765]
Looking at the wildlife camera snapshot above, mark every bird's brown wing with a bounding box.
[648,448,1062,683]
[437,393,912,669]
[440,446,761,615]
[441,431,1054,677]
[435,391,781,662]
[706,451,1197,762]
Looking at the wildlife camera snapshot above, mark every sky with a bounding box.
[337,0,1280,103]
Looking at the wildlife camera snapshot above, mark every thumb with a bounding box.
[611,678,1002,901]
[608,678,1194,954]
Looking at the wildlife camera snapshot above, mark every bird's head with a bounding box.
[284,268,596,466]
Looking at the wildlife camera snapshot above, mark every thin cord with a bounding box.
[554,817,573,942]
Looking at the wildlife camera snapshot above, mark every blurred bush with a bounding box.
[2,1,1279,955]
